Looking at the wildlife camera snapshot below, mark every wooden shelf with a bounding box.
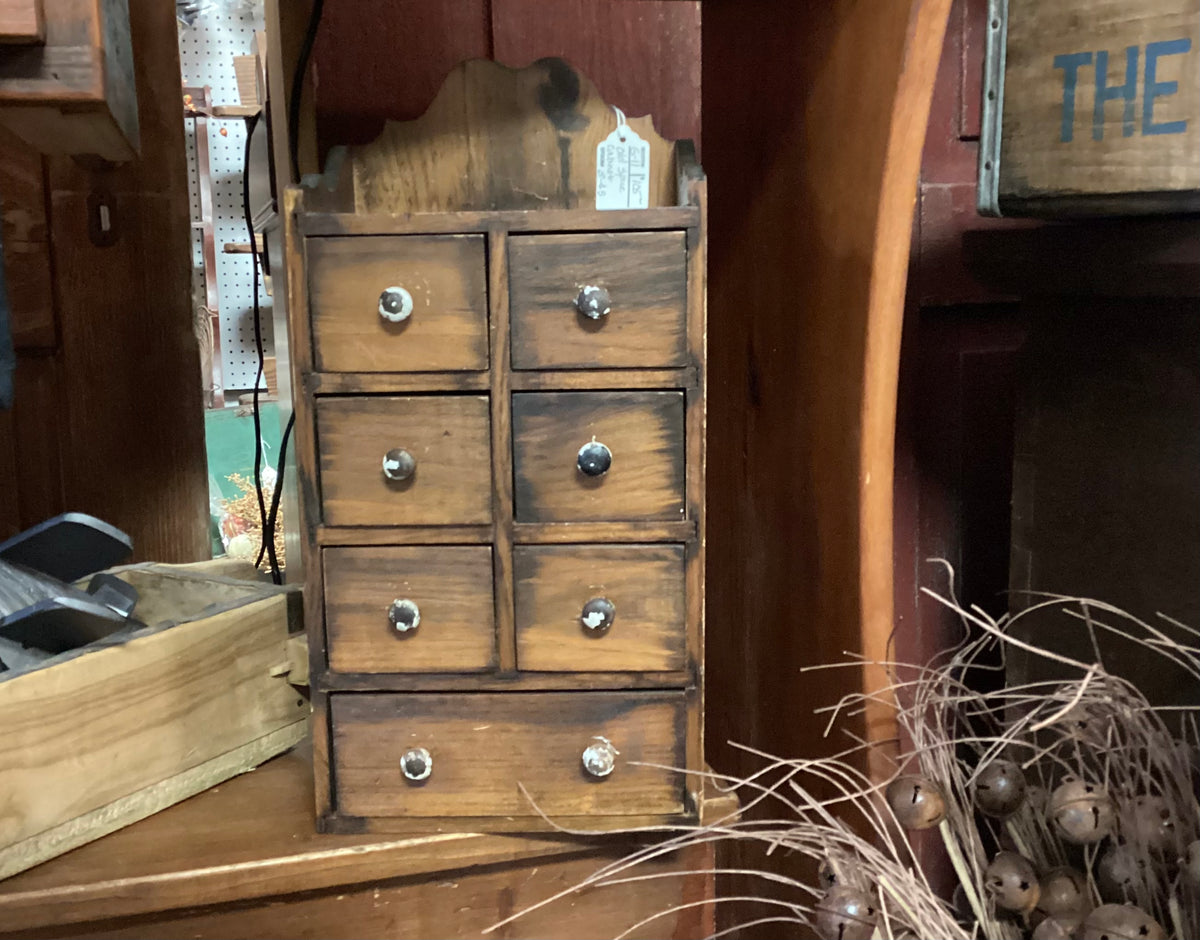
[0,739,735,939]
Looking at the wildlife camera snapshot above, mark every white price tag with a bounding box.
[596,108,650,210]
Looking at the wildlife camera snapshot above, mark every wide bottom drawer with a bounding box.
[331,691,686,819]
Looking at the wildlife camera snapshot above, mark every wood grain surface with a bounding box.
[0,127,52,349]
[307,234,489,373]
[0,0,138,160]
[323,546,496,674]
[0,744,589,934]
[6,842,717,939]
[1000,0,1200,208]
[514,544,687,672]
[701,0,951,933]
[332,691,686,818]
[0,0,210,561]
[315,395,492,526]
[311,0,491,151]
[300,206,698,236]
[336,59,676,213]
[0,573,306,880]
[490,0,701,144]
[312,0,701,152]
[486,229,518,673]
[508,231,688,369]
[511,390,685,523]
[0,0,43,43]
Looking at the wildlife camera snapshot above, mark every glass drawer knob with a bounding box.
[580,597,615,636]
[401,746,432,782]
[378,286,414,323]
[574,285,611,320]
[582,737,617,778]
[388,598,420,634]
[576,440,612,477]
[382,448,416,482]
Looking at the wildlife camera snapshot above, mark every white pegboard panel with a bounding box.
[178,1,269,393]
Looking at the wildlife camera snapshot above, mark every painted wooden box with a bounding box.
[980,0,1200,216]
[284,59,708,834]
[0,563,308,880]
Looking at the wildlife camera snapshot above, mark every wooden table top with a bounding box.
[0,742,599,933]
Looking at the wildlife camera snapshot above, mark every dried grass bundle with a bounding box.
[216,471,286,571]
[490,567,1200,940]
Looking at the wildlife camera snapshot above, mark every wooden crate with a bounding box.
[0,0,139,160]
[981,0,1200,216]
[0,563,308,880]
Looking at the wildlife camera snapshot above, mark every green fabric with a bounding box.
[204,402,283,557]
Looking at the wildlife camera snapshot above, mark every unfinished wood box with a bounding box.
[0,0,139,161]
[285,58,707,833]
[0,564,308,880]
[981,0,1200,216]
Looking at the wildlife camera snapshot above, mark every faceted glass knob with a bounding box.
[388,598,420,634]
[401,746,432,782]
[576,440,612,477]
[581,738,617,778]
[378,286,414,323]
[382,448,416,482]
[580,597,615,636]
[574,285,611,320]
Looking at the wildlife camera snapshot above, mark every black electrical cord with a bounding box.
[241,0,323,582]
[288,0,325,182]
[241,111,282,583]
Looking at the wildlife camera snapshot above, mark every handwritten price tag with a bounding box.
[596,116,650,210]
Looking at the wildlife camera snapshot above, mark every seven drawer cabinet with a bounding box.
[283,58,708,833]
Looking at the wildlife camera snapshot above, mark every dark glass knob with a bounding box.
[574,285,611,320]
[378,286,414,323]
[576,440,612,477]
[388,598,420,634]
[401,746,432,782]
[382,448,416,482]
[580,597,615,636]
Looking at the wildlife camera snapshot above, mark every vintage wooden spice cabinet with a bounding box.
[284,59,707,832]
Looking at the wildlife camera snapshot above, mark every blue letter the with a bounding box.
[1054,52,1093,142]
[1143,38,1192,136]
[1093,46,1138,140]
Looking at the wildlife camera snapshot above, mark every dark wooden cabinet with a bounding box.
[285,59,708,833]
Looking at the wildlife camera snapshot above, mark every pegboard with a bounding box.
[179,1,269,393]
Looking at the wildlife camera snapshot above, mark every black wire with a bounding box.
[288,0,325,182]
[245,0,324,582]
[264,411,295,563]
[241,111,282,583]
[235,0,322,583]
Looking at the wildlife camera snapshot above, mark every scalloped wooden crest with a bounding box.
[310,58,687,213]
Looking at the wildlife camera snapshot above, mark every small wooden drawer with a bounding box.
[508,232,688,369]
[511,391,685,523]
[307,235,489,373]
[316,395,492,526]
[331,692,686,818]
[514,545,686,672]
[323,546,496,674]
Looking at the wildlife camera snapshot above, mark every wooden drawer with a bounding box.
[316,396,492,526]
[324,546,496,674]
[514,545,686,672]
[331,692,686,818]
[307,235,489,373]
[511,391,685,523]
[508,232,688,369]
